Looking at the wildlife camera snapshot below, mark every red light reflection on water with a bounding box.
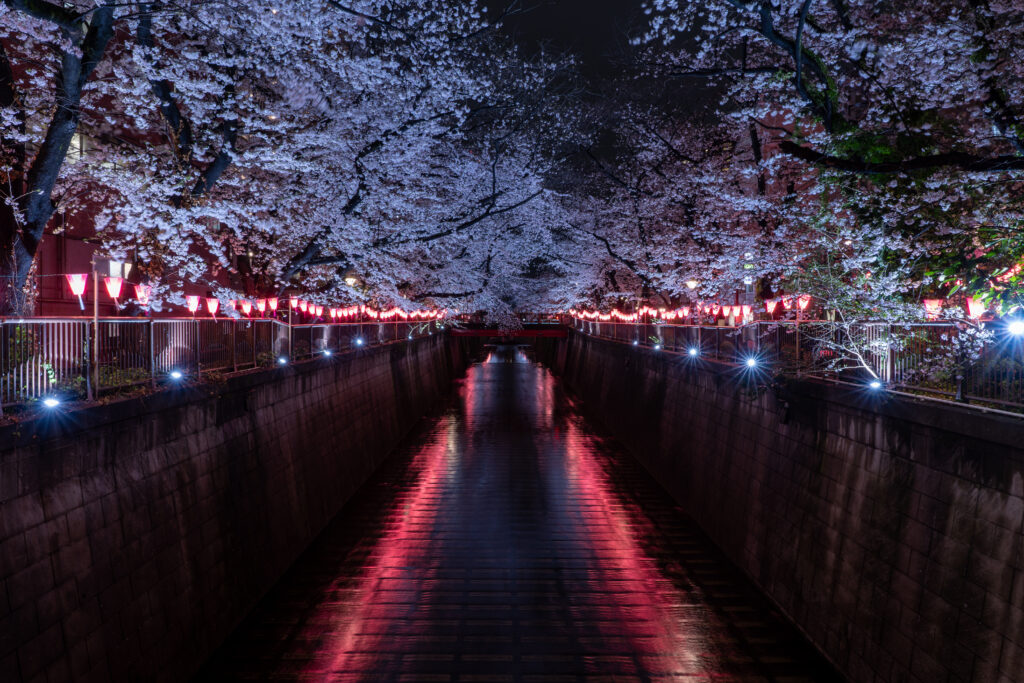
[299,420,453,677]
[560,417,713,676]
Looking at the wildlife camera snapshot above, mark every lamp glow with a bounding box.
[1008,320,1024,336]
[206,298,219,316]
[688,347,699,356]
[355,337,365,346]
[869,380,883,390]
[186,295,200,314]
[170,370,183,380]
[745,357,758,368]
[632,340,639,346]
[277,356,287,365]
[43,397,60,408]
[268,297,279,312]
[654,343,662,351]
[323,349,332,356]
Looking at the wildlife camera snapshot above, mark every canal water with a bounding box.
[198,346,838,681]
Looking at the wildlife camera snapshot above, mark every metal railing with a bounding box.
[571,318,1024,412]
[1,317,441,409]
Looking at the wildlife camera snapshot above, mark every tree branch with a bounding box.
[3,0,78,32]
[779,140,1024,173]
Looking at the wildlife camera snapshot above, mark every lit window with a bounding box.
[66,132,88,163]
[107,260,132,279]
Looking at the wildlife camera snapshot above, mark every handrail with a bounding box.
[1,317,442,410]
[569,318,1024,412]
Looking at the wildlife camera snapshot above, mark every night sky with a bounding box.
[487,0,646,75]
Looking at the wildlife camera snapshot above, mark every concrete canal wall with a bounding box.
[0,335,470,683]
[541,330,1024,683]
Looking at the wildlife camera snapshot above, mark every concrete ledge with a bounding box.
[0,334,471,683]
[541,330,1024,683]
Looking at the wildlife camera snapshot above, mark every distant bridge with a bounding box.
[449,325,567,339]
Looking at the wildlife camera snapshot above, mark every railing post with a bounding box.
[148,319,156,389]
[885,324,894,384]
[92,266,100,394]
[194,319,201,375]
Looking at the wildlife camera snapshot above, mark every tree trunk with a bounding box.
[0,7,114,315]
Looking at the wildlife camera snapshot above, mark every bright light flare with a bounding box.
[1008,320,1024,336]
[688,347,699,357]
[43,397,60,408]
[170,370,184,380]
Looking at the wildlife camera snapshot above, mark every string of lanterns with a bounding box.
[63,273,445,321]
[571,293,997,324]
[569,301,774,323]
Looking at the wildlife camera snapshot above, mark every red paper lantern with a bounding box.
[315,305,324,317]
[923,298,943,320]
[66,274,88,311]
[206,298,219,316]
[681,307,690,317]
[104,276,123,300]
[268,297,278,312]
[299,300,308,313]
[289,297,299,309]
[765,299,778,314]
[186,295,200,314]
[241,301,252,315]
[742,305,752,317]
[65,273,88,296]
[966,297,986,319]
[134,284,151,307]
[256,299,267,313]
[782,298,793,310]
[798,295,812,310]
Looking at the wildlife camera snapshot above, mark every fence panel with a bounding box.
[153,320,196,376]
[96,320,152,391]
[1,320,89,406]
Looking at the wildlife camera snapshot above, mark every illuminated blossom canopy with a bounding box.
[2,0,1023,320]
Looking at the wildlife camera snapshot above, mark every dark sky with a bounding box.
[487,0,645,75]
